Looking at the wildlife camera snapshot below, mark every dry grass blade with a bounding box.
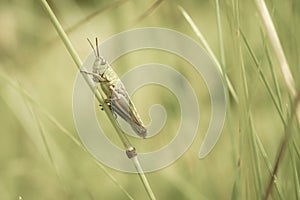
[263,89,300,200]
[254,0,295,97]
[255,0,300,125]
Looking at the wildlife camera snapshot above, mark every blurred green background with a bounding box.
[0,0,299,199]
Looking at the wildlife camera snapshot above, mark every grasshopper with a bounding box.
[81,38,147,138]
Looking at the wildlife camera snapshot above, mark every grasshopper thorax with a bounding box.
[92,56,107,77]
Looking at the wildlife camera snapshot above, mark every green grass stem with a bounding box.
[37,0,156,199]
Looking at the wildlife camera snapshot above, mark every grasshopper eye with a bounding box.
[101,58,106,65]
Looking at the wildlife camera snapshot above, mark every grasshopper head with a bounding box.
[88,38,107,75]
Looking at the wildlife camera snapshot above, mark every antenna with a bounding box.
[95,37,100,58]
[87,38,97,58]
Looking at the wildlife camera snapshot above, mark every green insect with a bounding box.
[81,38,147,138]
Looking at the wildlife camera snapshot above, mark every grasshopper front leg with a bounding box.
[80,70,106,82]
[81,69,107,109]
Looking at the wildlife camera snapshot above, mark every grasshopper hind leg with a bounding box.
[100,98,118,119]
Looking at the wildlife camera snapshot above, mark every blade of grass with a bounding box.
[39,0,131,54]
[65,0,131,34]
[38,0,131,149]
[264,31,300,176]
[241,29,300,199]
[0,72,135,200]
[254,0,295,97]
[37,0,156,199]
[240,30,285,124]
[246,27,300,168]
[263,90,300,200]
[20,83,70,193]
[214,0,225,69]
[249,117,263,198]
[236,10,252,199]
[240,29,287,199]
[288,142,300,199]
[255,0,300,126]
[132,156,156,200]
[178,5,238,103]
[214,1,240,199]
[237,12,263,199]
[255,134,284,199]
[18,82,55,168]
[265,46,284,113]
[231,0,243,198]
[132,0,165,25]
[292,136,300,160]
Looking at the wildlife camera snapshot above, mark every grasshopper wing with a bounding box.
[110,81,147,138]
